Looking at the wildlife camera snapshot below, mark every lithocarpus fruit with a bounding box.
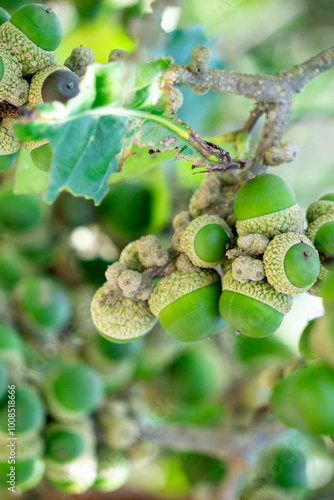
[219,271,292,338]
[271,362,334,434]
[306,214,334,270]
[306,193,334,223]
[263,233,320,294]
[181,214,232,268]
[148,270,225,342]
[233,173,304,238]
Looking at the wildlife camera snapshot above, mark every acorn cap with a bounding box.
[263,233,320,295]
[234,174,296,220]
[306,196,334,224]
[149,270,224,342]
[23,138,49,154]
[91,283,157,343]
[0,21,56,75]
[220,271,292,338]
[0,119,22,155]
[45,363,105,422]
[306,214,334,269]
[10,4,62,52]
[181,214,232,268]
[0,385,45,443]
[0,47,23,101]
[236,203,304,238]
[28,64,63,106]
[94,446,130,492]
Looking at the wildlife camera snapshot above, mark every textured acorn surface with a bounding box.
[263,233,320,294]
[220,271,292,337]
[24,137,49,154]
[234,173,296,220]
[0,119,22,154]
[181,215,231,268]
[10,4,63,52]
[91,283,157,342]
[29,64,63,105]
[0,47,23,101]
[149,270,220,317]
[306,198,334,224]
[236,203,304,238]
[0,22,56,75]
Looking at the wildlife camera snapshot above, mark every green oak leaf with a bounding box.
[14,60,244,205]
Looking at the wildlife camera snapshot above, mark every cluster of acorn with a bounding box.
[0,3,92,173]
[91,173,334,344]
[0,323,135,494]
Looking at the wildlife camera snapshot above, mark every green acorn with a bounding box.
[306,214,334,269]
[0,152,17,173]
[0,21,56,76]
[263,233,320,294]
[0,8,10,26]
[91,283,157,343]
[0,360,8,404]
[219,271,293,338]
[0,385,45,445]
[0,323,25,376]
[271,362,334,434]
[94,446,130,492]
[306,193,334,223]
[30,142,53,171]
[148,270,224,342]
[234,174,304,238]
[181,214,232,268]
[10,4,63,51]
[0,456,45,492]
[29,64,77,106]
[45,363,105,422]
[45,422,98,494]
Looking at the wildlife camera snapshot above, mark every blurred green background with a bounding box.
[0,0,334,499]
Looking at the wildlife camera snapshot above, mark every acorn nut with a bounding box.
[306,193,334,223]
[263,233,320,294]
[219,271,293,338]
[306,214,334,270]
[234,173,304,238]
[181,214,232,268]
[148,270,225,342]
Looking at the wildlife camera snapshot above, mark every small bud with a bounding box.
[137,235,169,268]
[264,142,298,166]
[232,255,265,283]
[237,233,270,256]
[65,46,95,78]
[188,45,211,73]
[108,49,129,63]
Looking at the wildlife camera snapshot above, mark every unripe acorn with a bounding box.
[148,270,225,342]
[29,65,80,106]
[0,323,25,375]
[0,385,45,444]
[306,193,334,223]
[91,283,157,343]
[234,173,304,238]
[0,21,56,76]
[0,456,45,492]
[0,152,17,173]
[30,143,53,172]
[271,362,334,435]
[263,233,320,294]
[94,446,130,492]
[45,422,98,494]
[0,361,8,404]
[181,214,232,268]
[10,4,63,52]
[298,318,318,361]
[306,214,334,269]
[219,271,292,338]
[45,363,105,422]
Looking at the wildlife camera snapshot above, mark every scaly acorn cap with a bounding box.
[263,233,320,295]
[236,203,304,238]
[306,214,334,269]
[0,46,22,101]
[0,21,56,75]
[220,270,292,337]
[23,138,49,153]
[148,269,224,342]
[91,283,157,343]
[181,214,232,268]
[28,64,63,106]
[306,194,334,223]
[0,118,22,154]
